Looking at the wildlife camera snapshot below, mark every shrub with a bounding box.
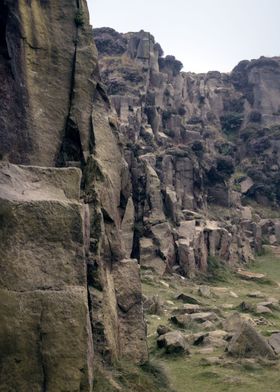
[206,256,232,282]
[216,156,234,176]
[240,127,256,141]
[162,110,176,122]
[178,106,187,116]
[192,140,204,153]
[249,110,262,123]
[220,112,243,134]
[74,10,84,27]
[198,95,205,105]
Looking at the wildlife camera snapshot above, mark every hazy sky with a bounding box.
[87,0,280,73]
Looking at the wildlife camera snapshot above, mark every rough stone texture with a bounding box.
[157,331,189,354]
[113,259,148,364]
[94,27,280,277]
[2,8,280,388]
[268,333,280,355]
[227,322,276,359]
[0,0,97,166]
[0,4,148,390]
[0,163,94,391]
[121,197,135,258]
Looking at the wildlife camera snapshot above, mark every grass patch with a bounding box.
[251,252,280,283]
[142,248,280,392]
[93,360,173,392]
[205,256,233,283]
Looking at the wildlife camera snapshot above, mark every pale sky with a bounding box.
[87,0,280,73]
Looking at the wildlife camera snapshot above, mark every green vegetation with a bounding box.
[206,256,232,283]
[160,354,280,392]
[220,112,243,135]
[93,361,173,392]
[245,200,280,219]
[141,248,280,392]
[249,110,262,123]
[74,10,84,27]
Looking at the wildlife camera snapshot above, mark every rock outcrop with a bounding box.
[0,3,148,391]
[0,163,94,390]
[93,28,280,277]
[1,4,280,390]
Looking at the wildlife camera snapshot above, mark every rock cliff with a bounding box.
[0,2,147,391]
[94,27,280,277]
[1,3,280,390]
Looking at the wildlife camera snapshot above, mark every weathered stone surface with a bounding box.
[157,325,172,336]
[198,286,213,299]
[236,269,267,282]
[0,0,97,166]
[176,293,201,305]
[190,312,219,323]
[94,27,280,281]
[0,5,150,388]
[113,259,148,363]
[256,305,273,314]
[227,322,277,359]
[178,239,196,278]
[194,330,228,349]
[223,313,243,333]
[0,289,93,391]
[268,333,280,355]
[157,331,189,354]
[140,237,166,275]
[143,295,163,315]
[121,196,135,258]
[170,314,191,328]
[0,163,94,390]
[2,9,280,389]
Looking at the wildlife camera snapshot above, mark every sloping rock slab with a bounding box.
[176,293,201,305]
[236,269,267,282]
[268,333,280,355]
[227,322,276,359]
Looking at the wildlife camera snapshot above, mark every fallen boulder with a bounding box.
[176,293,201,305]
[268,333,280,355]
[157,331,190,354]
[157,325,171,336]
[227,322,277,359]
[236,269,267,282]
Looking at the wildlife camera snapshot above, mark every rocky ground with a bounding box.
[142,246,280,392]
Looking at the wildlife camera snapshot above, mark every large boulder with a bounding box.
[157,331,190,354]
[227,322,277,359]
[268,333,280,355]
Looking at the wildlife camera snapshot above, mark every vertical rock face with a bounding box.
[94,27,280,276]
[0,164,94,391]
[0,0,99,167]
[0,2,148,391]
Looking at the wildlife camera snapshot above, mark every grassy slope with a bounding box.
[143,248,280,392]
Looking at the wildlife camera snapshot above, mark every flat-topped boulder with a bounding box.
[236,269,267,282]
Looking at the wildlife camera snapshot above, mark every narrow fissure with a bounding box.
[38,311,47,392]
[129,157,146,261]
[56,1,85,168]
